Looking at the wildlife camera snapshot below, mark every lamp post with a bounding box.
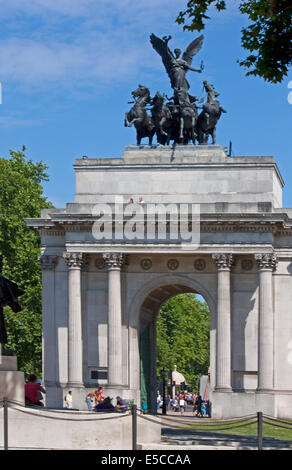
[168,368,173,399]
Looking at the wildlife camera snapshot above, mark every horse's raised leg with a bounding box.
[179,117,184,142]
[124,113,129,127]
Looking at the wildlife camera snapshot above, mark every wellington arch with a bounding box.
[26,145,292,418]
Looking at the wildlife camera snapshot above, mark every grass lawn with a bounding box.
[189,418,292,442]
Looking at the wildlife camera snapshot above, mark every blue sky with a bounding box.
[0,0,291,208]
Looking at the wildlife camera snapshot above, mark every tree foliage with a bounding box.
[176,0,292,83]
[156,293,210,388]
[0,148,53,377]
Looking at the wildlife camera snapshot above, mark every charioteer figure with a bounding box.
[150,33,204,91]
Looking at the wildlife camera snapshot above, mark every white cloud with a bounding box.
[0,0,240,90]
[0,111,42,126]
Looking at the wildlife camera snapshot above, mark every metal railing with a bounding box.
[1,398,292,450]
[0,397,131,450]
[135,407,292,450]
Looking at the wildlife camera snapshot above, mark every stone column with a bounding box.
[212,253,233,391]
[63,252,85,387]
[103,252,124,386]
[255,253,277,392]
[39,255,58,386]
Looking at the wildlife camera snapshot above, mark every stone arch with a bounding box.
[128,273,216,413]
[129,273,216,328]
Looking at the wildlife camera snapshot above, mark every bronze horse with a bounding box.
[124,85,155,146]
[168,88,198,144]
[151,90,198,145]
[150,92,176,145]
[196,81,227,145]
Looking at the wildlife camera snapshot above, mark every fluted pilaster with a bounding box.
[255,253,277,391]
[103,252,125,386]
[63,252,86,387]
[212,253,234,391]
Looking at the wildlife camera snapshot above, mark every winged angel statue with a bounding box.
[150,34,204,91]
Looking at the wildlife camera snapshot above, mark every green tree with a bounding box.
[156,293,210,388]
[0,147,53,377]
[176,0,292,83]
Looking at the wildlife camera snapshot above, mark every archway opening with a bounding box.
[139,283,211,413]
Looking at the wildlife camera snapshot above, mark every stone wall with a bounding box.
[0,405,161,450]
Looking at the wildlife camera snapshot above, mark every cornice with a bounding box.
[25,212,292,236]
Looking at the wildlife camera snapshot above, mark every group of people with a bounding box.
[157,391,211,417]
[191,394,211,418]
[25,374,210,417]
[84,387,128,413]
[24,375,129,414]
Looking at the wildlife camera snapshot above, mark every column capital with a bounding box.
[254,253,278,271]
[39,254,59,270]
[103,252,125,270]
[63,252,87,269]
[212,253,234,271]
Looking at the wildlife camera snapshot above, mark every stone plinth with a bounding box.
[73,145,283,207]
[0,356,25,405]
[123,144,227,162]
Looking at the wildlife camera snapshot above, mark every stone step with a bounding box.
[160,430,292,450]
[138,443,239,450]
[139,442,292,450]
[161,437,292,450]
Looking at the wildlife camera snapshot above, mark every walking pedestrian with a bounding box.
[197,394,203,417]
[157,392,161,411]
[179,396,186,415]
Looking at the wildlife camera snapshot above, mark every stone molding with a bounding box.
[140,258,152,270]
[63,252,87,269]
[39,255,59,270]
[102,252,125,270]
[167,259,179,271]
[254,253,278,271]
[200,224,277,233]
[39,229,65,237]
[212,253,234,270]
[194,258,206,271]
[241,258,254,271]
[95,257,106,270]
